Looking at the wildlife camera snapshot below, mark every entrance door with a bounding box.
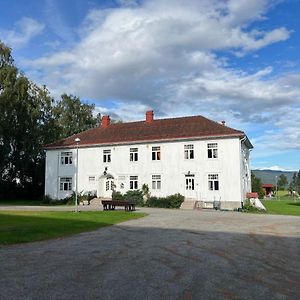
[104,177,114,198]
[98,174,115,198]
[185,174,196,199]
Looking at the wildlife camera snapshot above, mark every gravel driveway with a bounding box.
[0,208,299,300]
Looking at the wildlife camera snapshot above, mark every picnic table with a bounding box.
[101,200,136,212]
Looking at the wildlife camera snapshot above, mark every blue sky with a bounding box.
[0,0,300,171]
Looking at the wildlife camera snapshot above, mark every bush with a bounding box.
[146,193,184,209]
[112,191,125,201]
[124,190,144,206]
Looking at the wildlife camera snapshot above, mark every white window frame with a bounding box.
[129,176,138,190]
[208,174,219,191]
[103,149,111,163]
[60,177,72,191]
[207,143,218,159]
[130,148,138,161]
[61,152,72,165]
[152,175,161,190]
[185,174,195,190]
[152,146,161,161]
[184,144,194,159]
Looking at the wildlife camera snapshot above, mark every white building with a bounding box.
[44,111,252,209]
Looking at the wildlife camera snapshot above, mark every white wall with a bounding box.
[45,137,251,205]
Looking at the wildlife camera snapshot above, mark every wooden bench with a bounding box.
[101,200,136,212]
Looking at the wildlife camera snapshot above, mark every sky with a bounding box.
[0,0,299,171]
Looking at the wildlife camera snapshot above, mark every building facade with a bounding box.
[45,111,252,209]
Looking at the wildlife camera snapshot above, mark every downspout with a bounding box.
[239,136,247,207]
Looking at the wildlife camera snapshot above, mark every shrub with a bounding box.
[146,193,184,209]
[124,190,144,206]
[112,191,125,201]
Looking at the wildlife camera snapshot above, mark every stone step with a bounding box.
[180,201,197,210]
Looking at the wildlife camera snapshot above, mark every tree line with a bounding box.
[251,171,300,198]
[0,41,99,200]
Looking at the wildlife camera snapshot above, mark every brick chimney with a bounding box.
[102,115,111,128]
[146,110,154,123]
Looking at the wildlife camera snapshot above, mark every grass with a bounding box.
[261,199,300,216]
[0,199,63,206]
[0,211,145,245]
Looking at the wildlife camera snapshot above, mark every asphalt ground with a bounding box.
[0,207,299,300]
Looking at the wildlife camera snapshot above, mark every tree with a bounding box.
[53,94,97,140]
[0,40,98,200]
[0,41,56,199]
[277,174,288,190]
[251,172,265,199]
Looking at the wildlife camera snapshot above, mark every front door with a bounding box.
[184,174,196,199]
[98,174,115,198]
[104,177,114,198]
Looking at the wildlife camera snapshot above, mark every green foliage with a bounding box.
[124,190,144,206]
[53,94,97,139]
[142,183,150,200]
[251,172,265,199]
[146,193,184,209]
[112,191,125,201]
[277,174,288,190]
[0,40,99,200]
[289,171,300,194]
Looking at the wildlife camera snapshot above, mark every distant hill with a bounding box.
[251,169,296,185]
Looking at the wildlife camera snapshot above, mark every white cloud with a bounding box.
[0,17,44,48]
[21,0,300,157]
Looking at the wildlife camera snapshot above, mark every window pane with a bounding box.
[152,152,156,160]
[152,181,156,189]
[190,150,194,159]
[157,181,161,189]
[214,181,219,190]
[208,149,212,158]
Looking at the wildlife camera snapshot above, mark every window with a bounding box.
[130,148,138,161]
[185,174,195,190]
[103,149,111,163]
[152,175,161,190]
[129,176,138,190]
[105,180,114,191]
[152,146,161,160]
[207,143,218,158]
[208,174,219,191]
[184,144,194,159]
[60,177,72,191]
[88,176,95,182]
[61,152,72,165]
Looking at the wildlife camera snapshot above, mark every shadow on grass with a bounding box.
[288,202,300,207]
[0,211,145,245]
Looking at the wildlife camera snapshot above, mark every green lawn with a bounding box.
[262,199,300,216]
[0,211,145,245]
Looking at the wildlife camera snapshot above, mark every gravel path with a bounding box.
[0,208,299,300]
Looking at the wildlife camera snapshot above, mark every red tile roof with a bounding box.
[246,192,258,199]
[45,115,248,149]
[262,184,273,188]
